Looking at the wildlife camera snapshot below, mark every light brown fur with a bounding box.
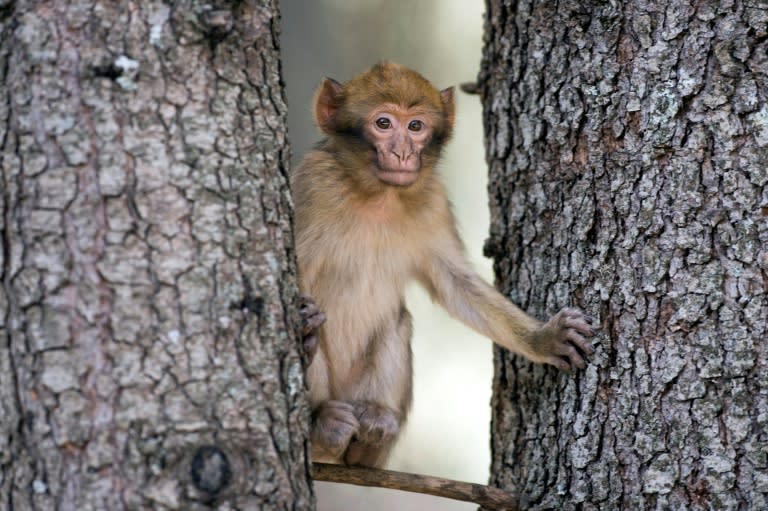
[293,62,595,468]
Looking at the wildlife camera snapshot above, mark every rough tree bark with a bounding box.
[0,1,313,509]
[480,0,767,509]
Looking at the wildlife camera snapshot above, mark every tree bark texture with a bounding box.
[0,1,313,509]
[481,0,767,509]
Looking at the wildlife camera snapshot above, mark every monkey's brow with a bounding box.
[370,101,439,117]
[406,96,429,108]
[369,93,432,111]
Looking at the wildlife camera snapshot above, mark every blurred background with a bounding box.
[281,2,491,509]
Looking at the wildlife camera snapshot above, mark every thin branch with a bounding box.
[460,81,482,95]
[312,463,519,510]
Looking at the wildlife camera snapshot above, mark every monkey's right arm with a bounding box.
[416,226,595,371]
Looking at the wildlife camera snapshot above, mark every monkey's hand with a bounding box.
[345,402,400,466]
[300,294,326,366]
[311,401,359,459]
[528,307,596,371]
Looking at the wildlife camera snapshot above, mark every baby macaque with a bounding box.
[293,61,595,468]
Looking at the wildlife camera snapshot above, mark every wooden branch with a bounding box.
[312,463,519,510]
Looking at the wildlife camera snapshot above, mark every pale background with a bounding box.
[281,2,492,509]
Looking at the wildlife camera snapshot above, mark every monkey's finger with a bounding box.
[302,311,327,335]
[303,334,319,364]
[546,355,572,372]
[569,353,586,370]
[556,342,586,369]
[565,330,596,356]
[554,308,594,335]
[301,302,323,316]
[300,293,318,305]
[563,315,596,337]
[300,295,326,319]
[300,302,324,316]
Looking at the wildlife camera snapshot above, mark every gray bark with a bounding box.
[481,0,767,509]
[0,1,313,510]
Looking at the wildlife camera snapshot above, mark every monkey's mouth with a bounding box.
[374,152,421,186]
[376,168,419,187]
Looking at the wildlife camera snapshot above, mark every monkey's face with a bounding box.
[313,62,455,189]
[364,104,433,187]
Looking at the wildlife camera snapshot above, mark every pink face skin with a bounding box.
[365,104,433,187]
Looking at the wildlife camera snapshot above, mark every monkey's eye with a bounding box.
[408,120,423,132]
[375,117,392,129]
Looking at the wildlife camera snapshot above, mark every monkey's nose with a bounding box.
[392,147,414,162]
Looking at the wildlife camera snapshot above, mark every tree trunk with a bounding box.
[480,0,767,509]
[0,1,313,509]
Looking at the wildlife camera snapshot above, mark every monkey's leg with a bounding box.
[344,307,414,467]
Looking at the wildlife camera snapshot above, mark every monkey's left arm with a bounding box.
[416,227,595,371]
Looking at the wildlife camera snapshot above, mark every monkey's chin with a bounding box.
[376,169,419,187]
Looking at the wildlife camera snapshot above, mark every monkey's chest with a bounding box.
[317,236,411,312]
[301,226,415,353]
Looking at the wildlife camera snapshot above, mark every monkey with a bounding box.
[292,61,596,468]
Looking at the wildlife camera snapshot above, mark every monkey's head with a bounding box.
[314,61,455,187]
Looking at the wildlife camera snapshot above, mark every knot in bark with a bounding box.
[190,445,232,496]
[199,9,234,39]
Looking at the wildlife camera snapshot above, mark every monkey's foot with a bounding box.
[353,402,400,445]
[300,294,326,365]
[311,401,359,459]
[344,402,400,466]
[538,307,597,371]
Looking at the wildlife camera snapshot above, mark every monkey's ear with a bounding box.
[315,78,344,134]
[440,87,456,135]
